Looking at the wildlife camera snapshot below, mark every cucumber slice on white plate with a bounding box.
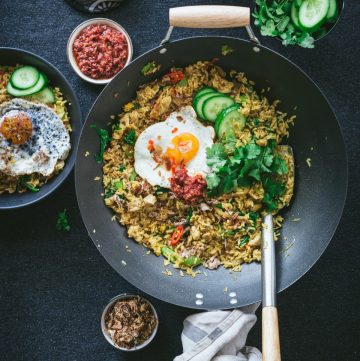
[299,0,330,31]
[10,66,40,90]
[7,73,47,97]
[326,0,338,21]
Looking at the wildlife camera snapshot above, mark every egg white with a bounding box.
[0,99,71,177]
[134,106,214,188]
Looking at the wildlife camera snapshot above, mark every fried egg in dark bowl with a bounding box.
[0,47,81,209]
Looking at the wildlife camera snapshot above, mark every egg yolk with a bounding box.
[165,132,199,164]
[1,112,32,145]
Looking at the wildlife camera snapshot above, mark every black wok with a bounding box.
[75,6,347,309]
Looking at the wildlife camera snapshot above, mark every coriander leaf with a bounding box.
[263,151,274,167]
[20,176,39,192]
[298,32,315,49]
[271,155,288,175]
[206,143,227,172]
[56,209,70,232]
[206,173,221,190]
[222,172,238,193]
[263,192,278,212]
[112,123,121,131]
[261,19,276,36]
[245,142,262,159]
[223,132,237,153]
[263,176,285,198]
[123,129,136,145]
[90,124,111,163]
[206,143,226,159]
[277,16,290,33]
[119,164,125,172]
[262,176,286,211]
[248,168,261,181]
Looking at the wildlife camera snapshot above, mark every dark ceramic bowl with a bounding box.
[253,0,344,44]
[0,48,82,210]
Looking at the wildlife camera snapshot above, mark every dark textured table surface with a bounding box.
[1,0,359,360]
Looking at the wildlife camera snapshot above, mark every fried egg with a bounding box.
[134,106,214,188]
[0,98,71,177]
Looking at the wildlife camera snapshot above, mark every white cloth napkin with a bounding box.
[174,303,261,361]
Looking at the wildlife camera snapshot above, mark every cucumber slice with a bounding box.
[194,92,219,119]
[26,87,55,104]
[326,0,338,21]
[215,104,246,139]
[291,2,301,28]
[7,73,47,97]
[202,95,234,122]
[295,0,303,7]
[194,87,216,100]
[299,0,330,31]
[10,66,40,90]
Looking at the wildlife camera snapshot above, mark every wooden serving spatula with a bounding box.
[262,145,294,361]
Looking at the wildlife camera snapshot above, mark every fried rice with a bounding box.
[0,65,71,194]
[102,60,294,274]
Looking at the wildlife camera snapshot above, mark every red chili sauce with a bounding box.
[170,166,206,204]
[72,24,128,80]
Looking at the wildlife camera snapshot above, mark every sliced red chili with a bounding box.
[168,70,185,84]
[170,225,184,246]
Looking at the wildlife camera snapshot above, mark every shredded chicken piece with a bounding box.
[204,256,221,270]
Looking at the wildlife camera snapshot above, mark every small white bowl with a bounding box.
[101,294,159,351]
[67,18,133,85]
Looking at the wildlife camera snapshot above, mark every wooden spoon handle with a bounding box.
[169,5,250,28]
[262,306,281,361]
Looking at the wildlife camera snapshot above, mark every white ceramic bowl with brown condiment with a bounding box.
[67,18,133,85]
[101,293,159,351]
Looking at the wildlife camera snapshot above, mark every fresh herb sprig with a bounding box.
[19,176,39,192]
[205,140,288,211]
[253,0,315,48]
[123,129,136,145]
[56,209,70,232]
[90,124,111,163]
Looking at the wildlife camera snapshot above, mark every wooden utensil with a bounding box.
[262,146,294,361]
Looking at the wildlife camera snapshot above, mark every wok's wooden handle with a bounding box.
[169,6,250,28]
[262,306,281,361]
